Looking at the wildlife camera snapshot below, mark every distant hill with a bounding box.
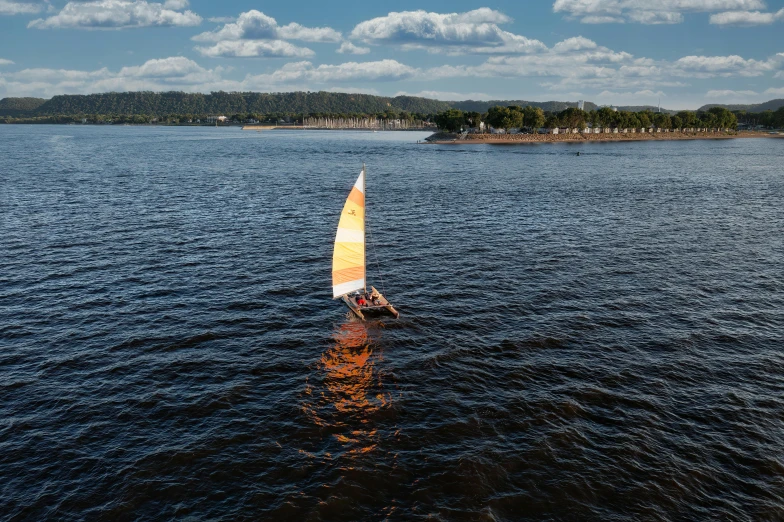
[1,91,451,118]
[8,91,777,120]
[449,99,599,113]
[698,99,784,113]
[0,97,47,116]
[1,91,603,119]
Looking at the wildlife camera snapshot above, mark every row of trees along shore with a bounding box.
[734,106,784,128]
[434,105,740,132]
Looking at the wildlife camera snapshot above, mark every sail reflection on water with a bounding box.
[302,320,392,457]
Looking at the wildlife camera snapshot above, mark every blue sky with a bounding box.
[0,0,783,108]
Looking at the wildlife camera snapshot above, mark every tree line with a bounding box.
[0,91,450,119]
[434,105,740,132]
[734,106,784,129]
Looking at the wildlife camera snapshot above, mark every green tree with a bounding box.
[587,110,599,127]
[596,107,616,127]
[485,106,509,130]
[464,111,482,127]
[638,111,652,128]
[676,110,697,128]
[707,106,737,128]
[653,113,672,129]
[434,109,466,132]
[522,105,545,130]
[558,107,587,128]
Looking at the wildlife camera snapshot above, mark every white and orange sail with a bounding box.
[332,167,366,298]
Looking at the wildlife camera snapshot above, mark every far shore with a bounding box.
[424,130,783,144]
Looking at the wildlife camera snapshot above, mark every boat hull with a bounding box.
[341,288,399,319]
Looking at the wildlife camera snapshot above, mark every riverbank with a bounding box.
[425,130,783,144]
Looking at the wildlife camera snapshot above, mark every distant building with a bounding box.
[578,100,585,110]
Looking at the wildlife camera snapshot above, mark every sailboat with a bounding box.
[332,164,399,320]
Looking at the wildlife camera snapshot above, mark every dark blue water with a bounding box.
[2,125,783,521]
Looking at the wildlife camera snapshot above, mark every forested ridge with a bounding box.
[0,91,594,121]
[0,91,451,120]
[698,99,784,113]
[0,97,47,116]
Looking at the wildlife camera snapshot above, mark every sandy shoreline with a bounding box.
[425,130,783,144]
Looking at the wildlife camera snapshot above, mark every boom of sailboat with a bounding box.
[332,164,399,320]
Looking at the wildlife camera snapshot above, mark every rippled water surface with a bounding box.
[2,125,783,521]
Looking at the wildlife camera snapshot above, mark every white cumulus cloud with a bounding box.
[337,41,370,55]
[710,8,784,25]
[118,56,207,78]
[0,0,43,15]
[162,0,187,9]
[191,10,340,58]
[195,40,314,58]
[552,36,598,52]
[350,8,546,54]
[672,54,777,77]
[0,58,15,65]
[193,10,340,43]
[420,36,784,93]
[0,56,238,98]
[706,89,759,97]
[28,0,202,29]
[246,59,418,87]
[278,22,341,43]
[553,0,765,24]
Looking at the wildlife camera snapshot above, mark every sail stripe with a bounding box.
[353,173,365,193]
[333,266,365,285]
[332,246,363,271]
[335,229,364,243]
[332,168,366,298]
[333,279,365,298]
[347,188,365,206]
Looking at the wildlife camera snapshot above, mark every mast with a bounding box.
[363,163,367,294]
